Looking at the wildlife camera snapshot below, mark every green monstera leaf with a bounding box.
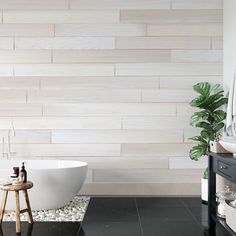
[189,145,208,161]
[193,82,211,97]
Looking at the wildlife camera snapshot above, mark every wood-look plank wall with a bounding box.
[0,0,223,196]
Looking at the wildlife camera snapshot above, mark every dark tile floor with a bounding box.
[0,197,228,236]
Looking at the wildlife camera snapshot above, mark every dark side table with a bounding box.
[208,152,236,236]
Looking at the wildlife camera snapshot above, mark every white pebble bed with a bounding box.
[3,196,90,222]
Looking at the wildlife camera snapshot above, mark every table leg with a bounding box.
[208,155,216,236]
[15,191,21,234]
[0,191,8,224]
[23,190,33,224]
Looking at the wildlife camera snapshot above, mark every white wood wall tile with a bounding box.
[171,50,222,62]
[0,0,69,9]
[41,77,160,90]
[160,76,222,89]
[53,49,171,63]
[52,129,183,144]
[142,89,194,103]
[184,128,199,143]
[55,24,146,37]
[121,10,223,23]
[169,157,207,169]
[0,104,42,116]
[14,64,114,76]
[122,143,193,157]
[0,78,40,89]
[0,65,13,76]
[177,103,196,117]
[15,37,115,49]
[116,37,211,49]
[0,38,14,49]
[3,10,120,23]
[12,144,121,157]
[0,50,51,63]
[172,0,223,10]
[0,24,54,36]
[116,63,222,76]
[70,0,171,10]
[147,23,223,36]
[93,169,202,183]
[0,90,26,103]
[43,103,176,116]
[27,89,141,103]
[12,117,121,130]
[0,118,11,129]
[212,37,223,49]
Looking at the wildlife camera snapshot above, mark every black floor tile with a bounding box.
[181,197,204,208]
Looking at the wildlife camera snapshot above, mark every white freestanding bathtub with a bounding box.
[0,160,88,211]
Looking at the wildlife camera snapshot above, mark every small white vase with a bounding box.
[201,178,208,203]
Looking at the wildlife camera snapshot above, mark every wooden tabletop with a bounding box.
[0,181,33,191]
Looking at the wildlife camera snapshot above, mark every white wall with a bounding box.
[224,0,236,89]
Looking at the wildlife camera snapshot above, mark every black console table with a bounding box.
[208,152,236,236]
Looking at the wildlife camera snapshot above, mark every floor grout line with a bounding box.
[134,197,144,236]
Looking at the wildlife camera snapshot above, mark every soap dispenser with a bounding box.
[20,162,27,183]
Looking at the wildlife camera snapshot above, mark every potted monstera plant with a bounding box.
[189,82,228,202]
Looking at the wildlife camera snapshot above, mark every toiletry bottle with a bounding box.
[20,162,27,183]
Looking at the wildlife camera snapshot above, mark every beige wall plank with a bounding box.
[41,76,159,90]
[121,10,223,23]
[0,50,51,63]
[212,37,223,49]
[116,36,211,49]
[0,90,26,103]
[12,117,121,129]
[122,143,193,157]
[4,10,119,23]
[55,24,146,36]
[0,78,40,89]
[172,0,223,10]
[171,50,223,62]
[147,23,223,36]
[169,157,207,169]
[0,65,13,76]
[14,64,114,76]
[28,89,141,103]
[116,63,222,76]
[70,0,171,9]
[43,103,176,116]
[15,37,115,49]
[0,104,42,116]
[160,76,222,89]
[53,49,171,63]
[142,89,194,102]
[0,118,11,129]
[12,144,121,157]
[0,24,54,36]
[0,0,69,9]
[0,38,14,49]
[177,103,196,117]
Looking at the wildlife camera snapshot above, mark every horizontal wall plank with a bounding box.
[3,10,119,23]
[184,128,199,143]
[93,168,202,183]
[122,143,193,157]
[0,118,11,129]
[0,65,13,76]
[43,103,176,116]
[169,157,207,169]
[116,36,211,49]
[142,89,194,102]
[121,10,223,23]
[171,50,223,62]
[80,183,200,195]
[14,64,114,76]
[0,38,14,49]
[55,24,146,36]
[11,144,121,157]
[147,23,223,36]
[160,76,222,89]
[123,116,189,129]
[0,90,26,103]
[12,117,121,129]
[0,0,69,9]
[70,0,171,9]
[15,37,115,49]
[0,24,54,36]
[0,78,40,89]
[177,103,196,117]
[28,89,141,103]
[212,37,223,49]
[41,76,160,89]
[52,130,183,144]
[0,104,42,116]
[0,50,51,63]
[172,0,223,10]
[116,63,222,76]
[53,49,171,63]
